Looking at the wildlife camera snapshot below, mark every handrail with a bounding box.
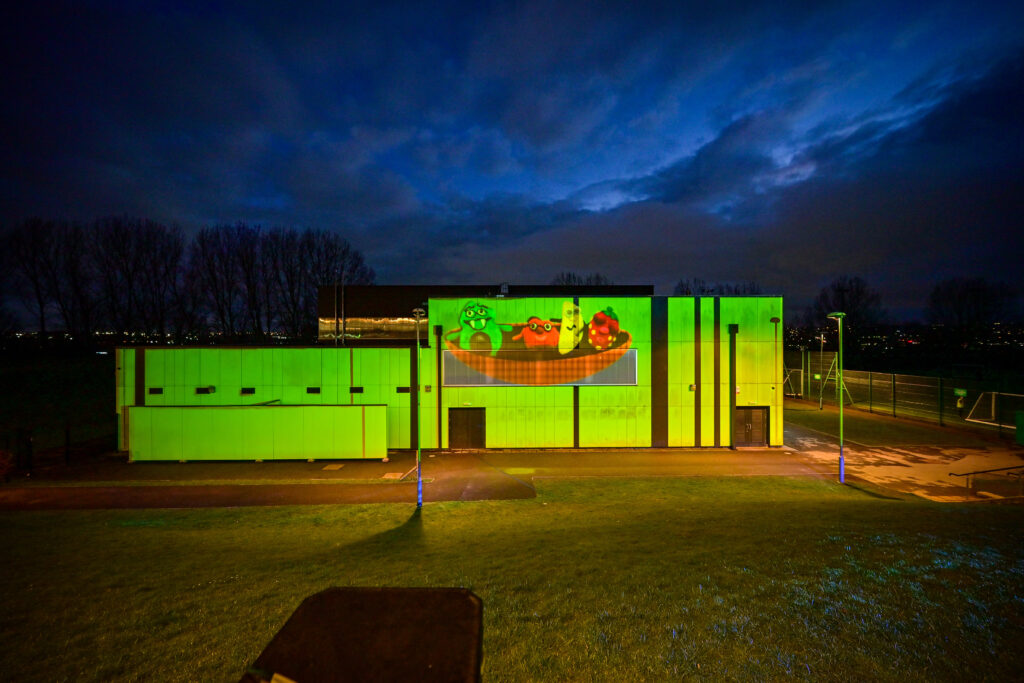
[949,465,1024,499]
[948,465,1024,478]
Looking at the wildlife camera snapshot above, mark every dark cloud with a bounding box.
[405,48,1024,318]
[1,1,1022,320]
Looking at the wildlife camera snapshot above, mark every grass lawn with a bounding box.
[2,477,1022,681]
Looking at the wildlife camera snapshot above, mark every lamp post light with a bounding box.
[817,333,826,410]
[413,307,426,508]
[770,314,781,388]
[827,311,846,484]
[770,316,781,447]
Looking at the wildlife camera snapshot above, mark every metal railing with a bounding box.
[948,465,1024,499]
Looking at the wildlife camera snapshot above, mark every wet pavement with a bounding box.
[784,402,1024,502]
[1,401,1021,509]
[0,448,821,510]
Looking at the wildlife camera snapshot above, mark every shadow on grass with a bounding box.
[339,507,424,554]
[784,404,823,412]
[843,480,910,501]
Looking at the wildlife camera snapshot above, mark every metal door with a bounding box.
[733,407,768,447]
[449,408,486,449]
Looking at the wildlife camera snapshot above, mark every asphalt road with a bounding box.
[2,402,1020,509]
[0,448,821,510]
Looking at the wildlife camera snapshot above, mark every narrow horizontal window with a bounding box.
[195,386,215,395]
[240,387,255,395]
[306,387,321,394]
[148,387,163,395]
[349,386,364,394]
[396,386,411,393]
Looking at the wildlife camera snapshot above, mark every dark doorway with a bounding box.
[733,407,768,447]
[449,408,486,449]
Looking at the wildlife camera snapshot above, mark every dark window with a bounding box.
[148,387,163,395]
[195,387,215,395]
[396,386,411,393]
[241,387,256,395]
[307,387,321,394]
[350,386,364,394]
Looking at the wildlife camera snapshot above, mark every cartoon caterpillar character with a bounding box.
[558,301,583,355]
[457,301,511,356]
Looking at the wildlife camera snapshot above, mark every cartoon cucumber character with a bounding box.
[557,301,583,355]
[458,301,510,356]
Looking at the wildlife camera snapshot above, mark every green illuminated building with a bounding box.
[117,285,783,460]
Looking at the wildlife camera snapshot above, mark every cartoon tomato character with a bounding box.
[587,307,620,350]
[513,317,560,348]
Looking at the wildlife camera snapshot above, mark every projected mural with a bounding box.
[442,299,637,386]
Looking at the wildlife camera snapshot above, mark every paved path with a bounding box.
[784,402,1024,501]
[0,453,536,510]
[0,449,821,510]
[2,403,1019,510]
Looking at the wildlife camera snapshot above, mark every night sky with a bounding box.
[3,1,1023,319]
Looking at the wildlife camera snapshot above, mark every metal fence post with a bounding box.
[868,372,873,413]
[891,373,897,417]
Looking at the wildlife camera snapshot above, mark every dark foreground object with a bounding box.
[241,587,483,683]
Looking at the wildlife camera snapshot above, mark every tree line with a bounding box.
[553,271,1017,332]
[0,218,374,342]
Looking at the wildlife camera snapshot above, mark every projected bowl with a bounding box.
[444,324,632,386]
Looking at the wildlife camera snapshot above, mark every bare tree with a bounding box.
[4,218,57,334]
[172,252,207,342]
[810,275,884,329]
[0,242,19,336]
[234,224,274,338]
[673,278,762,295]
[268,227,375,340]
[266,227,305,339]
[40,220,98,338]
[550,271,613,286]
[138,222,186,338]
[927,277,1017,328]
[190,226,245,337]
[88,217,188,339]
[92,217,143,335]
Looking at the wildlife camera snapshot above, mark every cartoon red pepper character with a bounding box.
[587,307,620,350]
[513,316,560,348]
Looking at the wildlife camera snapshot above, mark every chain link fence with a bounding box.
[786,350,1020,434]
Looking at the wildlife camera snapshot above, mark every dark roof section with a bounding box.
[318,284,655,318]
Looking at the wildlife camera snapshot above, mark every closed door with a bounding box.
[449,408,486,449]
[733,407,768,447]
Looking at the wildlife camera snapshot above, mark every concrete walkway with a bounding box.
[1,402,1019,509]
[0,448,822,510]
[784,401,1024,502]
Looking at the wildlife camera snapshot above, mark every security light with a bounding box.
[827,311,846,483]
[413,307,426,508]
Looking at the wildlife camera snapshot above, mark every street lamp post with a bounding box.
[827,311,846,484]
[413,307,426,508]
[770,314,781,386]
[770,316,780,447]
[817,333,826,410]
